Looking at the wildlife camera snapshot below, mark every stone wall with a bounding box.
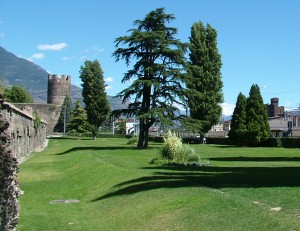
[1,102,47,160]
[13,103,62,133]
[0,95,21,231]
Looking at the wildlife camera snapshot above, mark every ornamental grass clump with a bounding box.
[160,131,183,161]
[160,131,201,164]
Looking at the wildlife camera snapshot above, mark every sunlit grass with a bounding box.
[18,137,300,230]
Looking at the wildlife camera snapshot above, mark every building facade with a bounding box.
[266,98,300,137]
[265,97,285,117]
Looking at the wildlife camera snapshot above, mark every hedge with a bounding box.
[148,136,164,143]
[65,132,300,148]
[207,137,300,148]
[206,137,234,145]
[66,132,126,139]
[280,137,300,148]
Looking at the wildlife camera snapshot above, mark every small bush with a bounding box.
[147,158,163,165]
[127,136,138,145]
[183,145,199,162]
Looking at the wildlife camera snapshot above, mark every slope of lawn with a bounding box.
[18,137,300,230]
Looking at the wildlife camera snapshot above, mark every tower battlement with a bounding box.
[47,74,71,105]
[48,74,71,82]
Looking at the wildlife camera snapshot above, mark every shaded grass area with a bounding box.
[18,138,300,230]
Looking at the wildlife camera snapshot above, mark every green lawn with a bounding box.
[18,137,300,230]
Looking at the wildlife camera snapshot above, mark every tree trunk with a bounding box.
[143,128,149,149]
[137,119,145,149]
[92,125,97,140]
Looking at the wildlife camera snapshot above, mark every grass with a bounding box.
[18,137,300,230]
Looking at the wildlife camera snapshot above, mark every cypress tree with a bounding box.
[228,92,247,146]
[246,84,270,146]
[80,60,111,140]
[186,21,223,136]
[67,100,90,133]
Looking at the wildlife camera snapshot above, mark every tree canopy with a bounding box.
[185,21,223,135]
[3,85,33,103]
[113,7,187,149]
[80,60,111,139]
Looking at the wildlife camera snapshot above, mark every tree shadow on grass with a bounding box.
[48,136,92,141]
[92,165,300,201]
[56,145,160,155]
[209,157,300,162]
[56,146,137,155]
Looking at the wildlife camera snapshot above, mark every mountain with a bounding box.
[0,46,127,110]
[0,46,49,102]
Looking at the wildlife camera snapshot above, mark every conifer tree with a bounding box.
[53,95,73,133]
[80,60,111,139]
[246,84,270,146]
[67,100,90,133]
[228,92,247,146]
[113,8,187,149]
[186,21,223,136]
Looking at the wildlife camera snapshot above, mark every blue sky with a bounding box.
[1,0,300,115]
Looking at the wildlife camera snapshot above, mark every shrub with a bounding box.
[147,158,163,165]
[182,145,199,162]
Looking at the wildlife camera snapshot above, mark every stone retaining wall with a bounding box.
[1,102,47,160]
[13,103,62,133]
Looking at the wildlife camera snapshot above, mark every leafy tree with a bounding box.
[80,60,111,139]
[113,8,187,149]
[53,95,73,133]
[115,118,126,134]
[67,100,90,133]
[3,85,33,103]
[245,84,270,146]
[228,92,247,146]
[185,21,223,137]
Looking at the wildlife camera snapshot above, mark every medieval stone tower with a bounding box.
[47,74,71,105]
